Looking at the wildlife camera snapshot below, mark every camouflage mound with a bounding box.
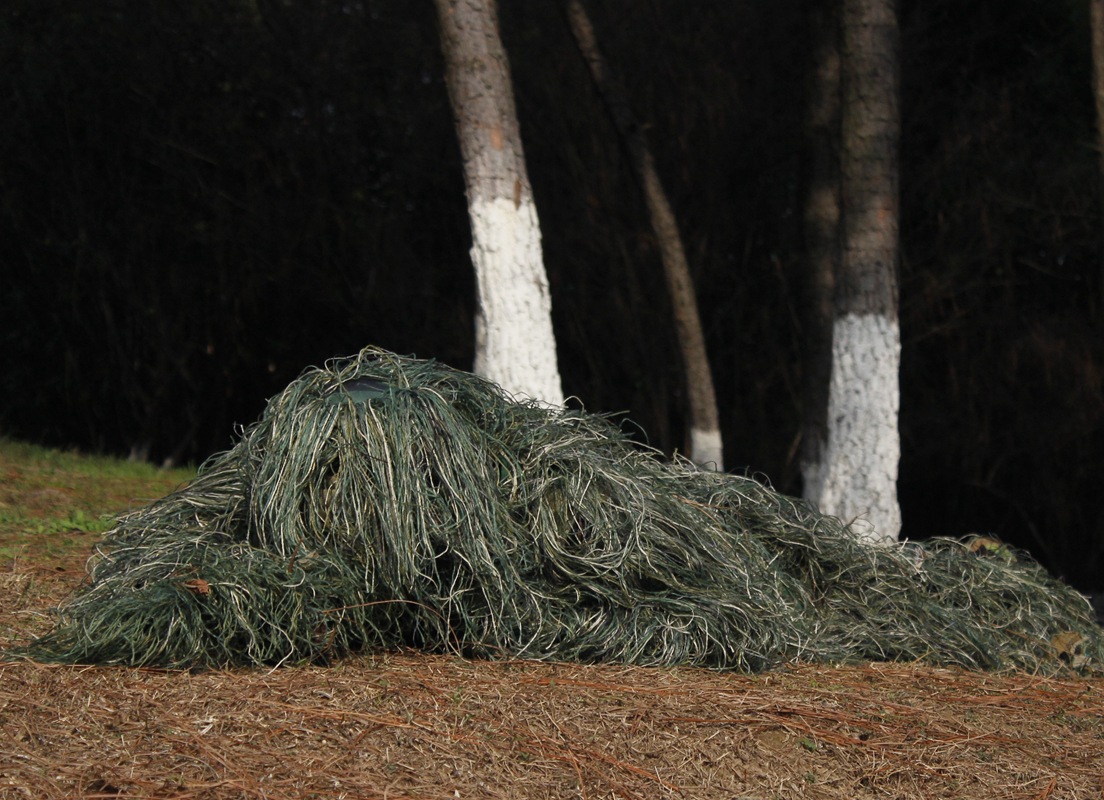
[12,348,1102,672]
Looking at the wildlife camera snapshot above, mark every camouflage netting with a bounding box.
[12,348,1103,672]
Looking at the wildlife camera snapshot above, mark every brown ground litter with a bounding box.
[2,565,1102,800]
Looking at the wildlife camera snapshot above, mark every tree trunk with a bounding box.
[799,0,841,506]
[566,0,723,470]
[806,0,902,543]
[1092,0,1104,313]
[435,0,563,405]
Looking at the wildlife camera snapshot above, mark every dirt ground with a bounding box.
[2,563,1102,800]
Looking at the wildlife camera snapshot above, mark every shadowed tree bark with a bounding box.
[804,0,902,543]
[435,0,563,404]
[566,0,722,470]
[1092,0,1104,312]
[799,0,841,508]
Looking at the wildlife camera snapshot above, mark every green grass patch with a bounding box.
[0,437,195,565]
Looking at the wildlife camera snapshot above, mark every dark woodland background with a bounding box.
[2,0,1102,592]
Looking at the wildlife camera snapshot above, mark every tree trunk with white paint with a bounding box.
[566,0,722,470]
[805,0,901,543]
[799,0,841,504]
[435,0,563,405]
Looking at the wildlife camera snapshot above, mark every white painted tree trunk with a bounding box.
[804,313,901,543]
[566,0,722,469]
[469,195,562,405]
[435,0,563,406]
[798,0,840,512]
[804,0,902,544]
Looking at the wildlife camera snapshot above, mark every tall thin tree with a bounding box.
[799,0,841,506]
[1092,0,1104,312]
[566,0,723,470]
[804,0,902,543]
[435,0,563,404]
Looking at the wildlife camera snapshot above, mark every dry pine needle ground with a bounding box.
[2,565,1103,800]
